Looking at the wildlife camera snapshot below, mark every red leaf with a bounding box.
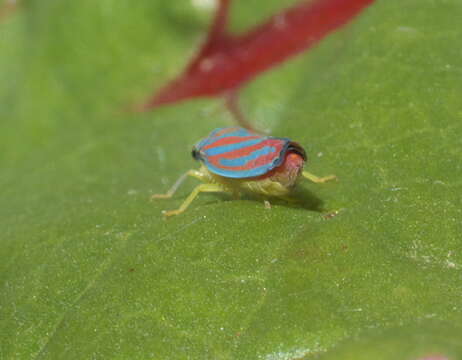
[140,0,375,127]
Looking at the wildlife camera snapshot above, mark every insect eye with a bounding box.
[287,142,307,161]
[191,148,200,160]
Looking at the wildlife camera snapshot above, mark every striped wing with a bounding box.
[195,127,290,178]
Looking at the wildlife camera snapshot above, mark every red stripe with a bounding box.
[202,135,261,150]
[209,139,285,160]
[212,127,241,137]
[208,141,268,161]
[208,153,279,171]
[207,139,285,170]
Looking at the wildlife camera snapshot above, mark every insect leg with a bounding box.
[151,169,205,200]
[162,183,226,217]
[302,171,337,184]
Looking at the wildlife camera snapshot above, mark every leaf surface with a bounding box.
[1,0,461,359]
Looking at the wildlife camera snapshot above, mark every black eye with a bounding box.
[191,148,200,160]
[287,142,307,161]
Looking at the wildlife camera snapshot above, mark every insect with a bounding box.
[152,127,336,216]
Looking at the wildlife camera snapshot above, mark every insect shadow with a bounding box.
[210,186,325,213]
[286,187,325,212]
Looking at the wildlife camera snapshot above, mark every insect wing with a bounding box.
[196,127,290,178]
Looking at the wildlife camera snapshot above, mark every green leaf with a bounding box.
[1,0,461,359]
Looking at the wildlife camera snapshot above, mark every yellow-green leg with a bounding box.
[162,183,226,217]
[302,171,337,184]
[151,169,206,200]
